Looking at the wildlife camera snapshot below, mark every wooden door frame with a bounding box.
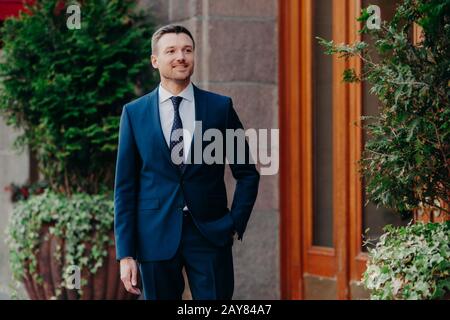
[347,0,369,284]
[279,0,306,300]
[279,0,366,300]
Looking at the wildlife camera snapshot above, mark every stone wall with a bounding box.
[0,121,29,299]
[142,0,280,299]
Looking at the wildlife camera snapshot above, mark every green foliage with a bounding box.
[0,0,158,194]
[363,221,450,299]
[5,190,114,298]
[0,0,160,298]
[319,0,450,300]
[318,0,450,215]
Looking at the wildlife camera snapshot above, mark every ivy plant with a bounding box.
[5,190,114,298]
[363,221,450,299]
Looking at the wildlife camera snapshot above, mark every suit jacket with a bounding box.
[114,84,260,261]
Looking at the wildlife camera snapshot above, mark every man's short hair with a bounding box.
[151,24,195,54]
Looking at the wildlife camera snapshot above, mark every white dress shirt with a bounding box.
[158,82,195,163]
[158,82,195,211]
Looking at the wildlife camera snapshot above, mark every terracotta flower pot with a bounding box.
[21,224,140,300]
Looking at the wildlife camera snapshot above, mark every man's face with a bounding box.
[151,33,195,82]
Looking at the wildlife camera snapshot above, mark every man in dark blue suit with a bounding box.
[114,25,260,300]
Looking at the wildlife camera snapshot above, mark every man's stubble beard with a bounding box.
[164,68,194,83]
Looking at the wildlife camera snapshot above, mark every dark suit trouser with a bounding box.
[138,211,234,300]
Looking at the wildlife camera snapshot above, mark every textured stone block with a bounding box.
[208,83,278,130]
[169,0,202,23]
[304,275,337,300]
[232,209,279,299]
[209,0,276,18]
[350,280,371,300]
[0,121,20,152]
[137,0,170,24]
[208,19,277,83]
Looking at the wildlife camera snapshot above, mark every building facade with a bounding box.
[0,0,430,300]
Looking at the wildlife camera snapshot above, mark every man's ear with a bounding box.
[150,55,158,69]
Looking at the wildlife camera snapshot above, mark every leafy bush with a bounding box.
[363,221,450,299]
[0,0,158,195]
[318,0,450,215]
[318,0,449,300]
[5,190,114,298]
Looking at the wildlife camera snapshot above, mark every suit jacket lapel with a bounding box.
[148,87,180,173]
[182,84,208,177]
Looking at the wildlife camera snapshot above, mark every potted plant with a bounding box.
[363,221,450,300]
[319,0,449,299]
[1,0,157,299]
[6,190,126,299]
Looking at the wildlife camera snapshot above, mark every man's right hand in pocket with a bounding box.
[120,257,141,295]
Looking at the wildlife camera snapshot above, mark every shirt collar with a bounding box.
[159,82,194,104]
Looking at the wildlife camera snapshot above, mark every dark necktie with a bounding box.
[169,96,185,172]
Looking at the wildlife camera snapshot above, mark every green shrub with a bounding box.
[0,0,158,195]
[318,0,450,300]
[318,0,450,215]
[363,221,450,299]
